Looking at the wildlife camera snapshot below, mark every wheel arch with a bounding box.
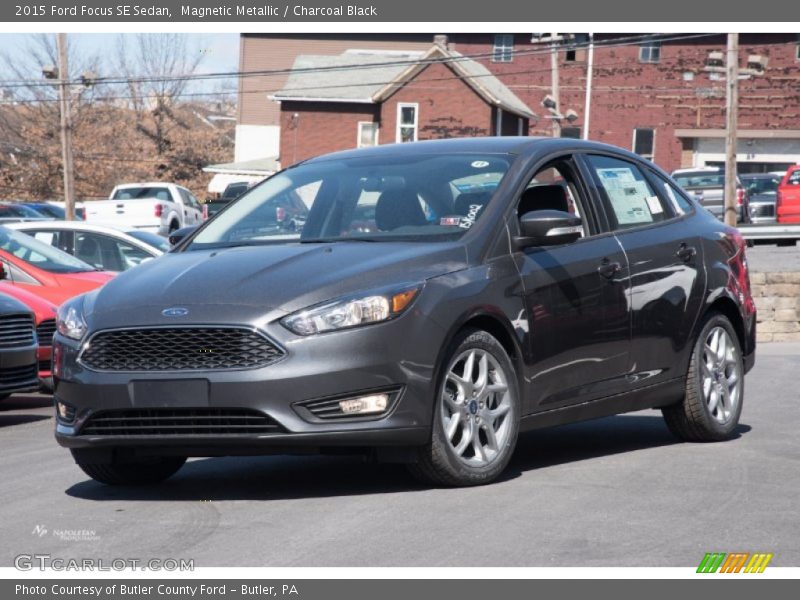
[430,308,527,418]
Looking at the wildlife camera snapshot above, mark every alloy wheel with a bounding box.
[440,348,513,467]
[700,326,742,425]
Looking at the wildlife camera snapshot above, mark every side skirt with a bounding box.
[519,377,685,432]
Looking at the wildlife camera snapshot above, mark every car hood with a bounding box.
[86,242,468,327]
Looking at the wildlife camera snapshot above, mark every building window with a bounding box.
[639,41,661,63]
[357,122,378,147]
[796,43,800,61]
[560,127,581,139]
[492,34,514,63]
[633,128,655,161]
[396,103,418,143]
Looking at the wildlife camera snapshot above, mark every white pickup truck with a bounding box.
[85,182,204,235]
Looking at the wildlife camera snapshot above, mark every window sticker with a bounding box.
[440,216,461,226]
[596,167,654,225]
[471,160,490,168]
[646,196,664,214]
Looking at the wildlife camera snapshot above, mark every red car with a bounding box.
[0,281,57,391]
[0,227,114,306]
[776,165,800,223]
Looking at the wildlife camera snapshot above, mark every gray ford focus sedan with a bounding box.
[53,138,756,487]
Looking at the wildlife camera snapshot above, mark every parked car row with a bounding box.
[670,165,800,226]
[0,219,173,397]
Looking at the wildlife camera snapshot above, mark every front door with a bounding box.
[514,157,631,413]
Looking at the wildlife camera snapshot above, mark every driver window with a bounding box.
[518,161,588,238]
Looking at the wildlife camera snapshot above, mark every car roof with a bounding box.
[300,136,645,165]
[672,167,722,174]
[6,221,164,254]
[113,182,181,189]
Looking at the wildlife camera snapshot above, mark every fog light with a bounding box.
[339,393,389,415]
[56,400,76,423]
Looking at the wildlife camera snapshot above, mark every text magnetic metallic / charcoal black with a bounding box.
[53,138,756,487]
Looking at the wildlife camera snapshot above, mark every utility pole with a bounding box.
[582,33,594,140]
[724,32,739,227]
[56,33,75,221]
[550,32,560,137]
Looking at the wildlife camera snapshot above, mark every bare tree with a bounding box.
[115,33,204,155]
[0,34,104,198]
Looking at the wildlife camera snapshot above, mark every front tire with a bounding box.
[662,313,744,442]
[409,329,520,487]
[71,451,186,486]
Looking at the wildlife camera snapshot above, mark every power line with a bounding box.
[0,33,722,90]
[1,34,796,108]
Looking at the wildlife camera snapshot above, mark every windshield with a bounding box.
[0,226,96,273]
[673,172,725,189]
[0,204,46,218]
[742,175,781,195]
[112,186,172,201]
[125,230,171,252]
[189,153,513,249]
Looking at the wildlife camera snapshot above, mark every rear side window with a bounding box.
[585,155,670,230]
[654,175,694,215]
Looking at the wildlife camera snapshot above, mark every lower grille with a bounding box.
[80,408,283,436]
[0,313,35,348]
[751,204,775,217]
[36,319,57,344]
[0,363,38,387]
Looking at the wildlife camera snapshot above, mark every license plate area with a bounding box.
[129,379,209,408]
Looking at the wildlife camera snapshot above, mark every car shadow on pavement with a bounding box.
[0,393,52,427]
[64,414,751,502]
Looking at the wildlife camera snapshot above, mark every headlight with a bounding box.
[281,286,420,336]
[56,298,88,340]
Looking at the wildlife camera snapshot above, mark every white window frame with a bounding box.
[632,128,656,162]
[357,121,379,148]
[396,103,419,143]
[492,34,514,63]
[639,41,661,64]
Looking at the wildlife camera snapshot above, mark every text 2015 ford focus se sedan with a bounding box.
[53,138,756,487]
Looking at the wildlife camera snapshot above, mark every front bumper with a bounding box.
[0,342,39,396]
[53,313,444,455]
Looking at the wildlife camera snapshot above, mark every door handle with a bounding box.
[677,243,697,263]
[597,259,621,280]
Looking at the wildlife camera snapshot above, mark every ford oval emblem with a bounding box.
[162,307,189,317]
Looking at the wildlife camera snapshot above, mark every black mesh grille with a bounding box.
[80,327,284,371]
[36,319,57,344]
[80,408,282,436]
[0,313,35,348]
[0,363,38,386]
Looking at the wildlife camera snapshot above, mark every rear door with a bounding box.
[581,154,706,388]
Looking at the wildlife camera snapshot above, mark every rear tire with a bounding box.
[71,451,186,486]
[408,329,520,487]
[662,313,744,442]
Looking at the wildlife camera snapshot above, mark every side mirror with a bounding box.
[168,226,198,247]
[514,209,583,248]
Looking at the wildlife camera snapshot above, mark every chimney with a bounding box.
[433,35,449,49]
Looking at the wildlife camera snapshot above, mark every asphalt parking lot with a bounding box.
[1,343,798,568]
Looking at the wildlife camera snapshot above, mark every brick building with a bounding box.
[272,44,534,165]
[237,33,800,173]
